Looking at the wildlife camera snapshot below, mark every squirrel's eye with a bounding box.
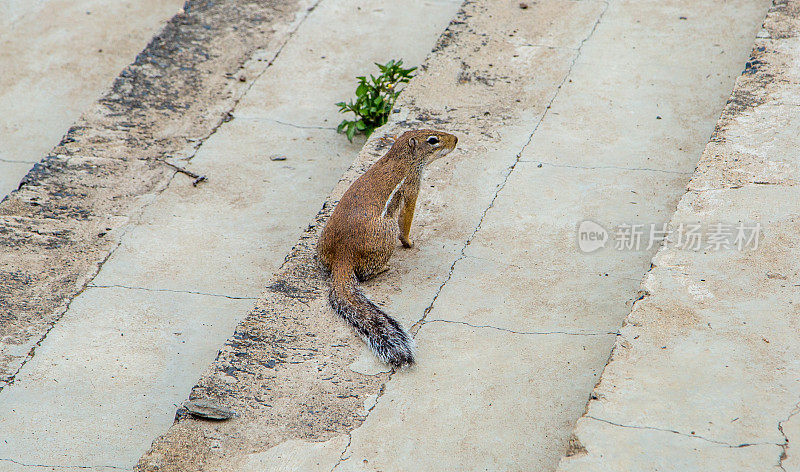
[426,136,439,145]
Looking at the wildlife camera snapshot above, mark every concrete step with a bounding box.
[0,0,784,469]
[134,0,773,470]
[556,1,800,470]
[0,0,184,197]
[0,0,460,469]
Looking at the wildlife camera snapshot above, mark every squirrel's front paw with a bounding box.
[400,236,414,248]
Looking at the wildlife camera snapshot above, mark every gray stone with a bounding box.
[183,399,236,420]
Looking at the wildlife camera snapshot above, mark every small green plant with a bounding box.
[336,59,417,142]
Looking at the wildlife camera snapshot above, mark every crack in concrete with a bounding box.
[0,222,135,393]
[330,383,387,471]
[777,400,800,471]
[329,432,353,472]
[422,319,619,337]
[271,118,337,131]
[522,160,695,175]
[232,116,337,130]
[586,415,781,449]
[86,283,259,300]
[0,157,38,165]
[167,0,325,174]
[0,457,125,470]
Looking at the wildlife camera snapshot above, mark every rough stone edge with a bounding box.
[0,0,316,388]
[555,0,800,469]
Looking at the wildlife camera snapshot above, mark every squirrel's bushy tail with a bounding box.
[329,261,414,367]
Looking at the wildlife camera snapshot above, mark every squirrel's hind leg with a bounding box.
[356,265,390,282]
[353,218,396,282]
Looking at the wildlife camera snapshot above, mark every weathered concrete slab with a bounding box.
[0,287,253,469]
[556,1,800,471]
[0,0,185,196]
[454,165,688,334]
[0,0,461,468]
[335,324,615,472]
[565,417,782,471]
[137,0,771,470]
[0,0,312,390]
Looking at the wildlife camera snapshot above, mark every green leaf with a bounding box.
[335,59,417,142]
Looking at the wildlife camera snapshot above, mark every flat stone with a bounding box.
[583,187,800,447]
[183,399,236,420]
[557,2,800,467]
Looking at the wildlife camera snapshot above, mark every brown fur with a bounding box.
[318,129,458,366]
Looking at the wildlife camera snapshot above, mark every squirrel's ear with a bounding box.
[408,136,417,149]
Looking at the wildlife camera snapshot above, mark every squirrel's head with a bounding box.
[397,129,458,166]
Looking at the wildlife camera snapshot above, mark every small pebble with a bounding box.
[270,155,287,161]
[656,115,662,120]
[519,2,529,9]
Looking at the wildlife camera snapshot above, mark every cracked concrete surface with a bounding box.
[779,402,800,471]
[1,0,788,469]
[0,0,185,197]
[0,0,460,469]
[420,318,619,337]
[86,284,260,300]
[321,1,772,468]
[584,415,780,448]
[0,0,319,394]
[557,1,800,471]
[135,0,772,470]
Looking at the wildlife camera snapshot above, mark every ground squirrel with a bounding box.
[318,129,458,367]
